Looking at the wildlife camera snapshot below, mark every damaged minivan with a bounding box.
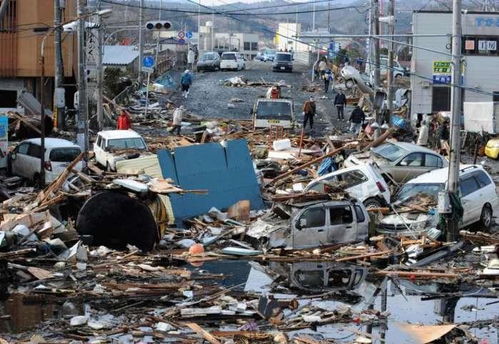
[247,199,369,249]
[377,165,498,236]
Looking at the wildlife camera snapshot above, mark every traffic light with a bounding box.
[145,21,172,30]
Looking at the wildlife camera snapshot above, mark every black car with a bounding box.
[197,52,221,71]
[272,52,293,72]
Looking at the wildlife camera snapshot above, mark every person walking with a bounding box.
[302,97,316,130]
[187,48,195,70]
[180,70,193,99]
[348,103,365,134]
[323,69,333,93]
[417,120,429,146]
[172,105,184,135]
[318,59,327,78]
[437,119,450,155]
[333,90,347,120]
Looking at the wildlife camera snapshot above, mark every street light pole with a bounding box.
[447,0,463,241]
[77,0,88,152]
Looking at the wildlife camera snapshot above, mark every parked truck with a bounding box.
[252,98,295,129]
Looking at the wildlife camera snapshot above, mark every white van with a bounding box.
[253,98,295,129]
[220,52,245,71]
[378,165,498,235]
[9,138,82,185]
[93,130,149,171]
[305,163,390,209]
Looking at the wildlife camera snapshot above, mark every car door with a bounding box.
[474,170,497,210]
[292,205,328,249]
[390,152,426,182]
[353,203,369,240]
[25,143,42,179]
[459,175,481,226]
[326,205,356,243]
[424,153,444,171]
[11,142,30,177]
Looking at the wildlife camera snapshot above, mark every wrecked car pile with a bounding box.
[0,119,497,343]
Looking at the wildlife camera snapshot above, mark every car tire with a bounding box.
[33,173,43,187]
[395,74,403,79]
[345,79,356,89]
[478,204,493,230]
[106,162,112,172]
[363,197,383,209]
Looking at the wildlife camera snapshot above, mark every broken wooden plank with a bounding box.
[184,322,222,344]
[335,250,392,262]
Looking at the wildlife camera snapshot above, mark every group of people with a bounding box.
[301,90,365,135]
[416,116,450,155]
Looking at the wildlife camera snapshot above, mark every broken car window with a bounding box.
[371,143,408,162]
[255,102,292,120]
[16,143,29,155]
[460,177,480,197]
[399,152,424,166]
[354,205,366,222]
[338,170,367,187]
[394,183,445,204]
[329,206,353,225]
[297,208,325,229]
[107,138,146,151]
[49,148,82,162]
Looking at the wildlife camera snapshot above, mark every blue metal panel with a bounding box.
[157,139,264,223]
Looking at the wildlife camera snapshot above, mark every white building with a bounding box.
[275,23,310,52]
[198,23,260,59]
[411,11,499,121]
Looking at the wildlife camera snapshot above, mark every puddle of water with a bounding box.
[197,259,499,344]
[0,294,58,333]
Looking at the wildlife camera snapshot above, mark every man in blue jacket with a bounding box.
[180,70,193,99]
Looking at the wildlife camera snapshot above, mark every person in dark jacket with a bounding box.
[348,104,365,134]
[180,70,193,99]
[437,120,450,155]
[302,97,316,129]
[333,91,347,119]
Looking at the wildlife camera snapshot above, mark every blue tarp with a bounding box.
[157,139,264,224]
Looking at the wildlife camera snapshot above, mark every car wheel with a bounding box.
[345,79,356,89]
[395,74,403,79]
[478,204,493,230]
[363,197,383,209]
[33,173,43,187]
[106,162,112,172]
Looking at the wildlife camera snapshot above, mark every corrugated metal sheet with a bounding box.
[103,45,139,66]
[157,139,264,224]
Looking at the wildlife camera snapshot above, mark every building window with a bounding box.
[244,42,250,51]
[494,92,499,102]
[462,36,499,56]
[432,86,451,112]
[251,42,258,51]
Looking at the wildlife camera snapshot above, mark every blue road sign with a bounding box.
[186,31,193,39]
[143,56,155,68]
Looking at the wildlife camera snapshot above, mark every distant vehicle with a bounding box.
[485,137,499,159]
[254,52,264,61]
[272,52,293,72]
[377,165,498,235]
[252,98,295,129]
[371,58,406,79]
[93,130,149,171]
[305,163,390,209]
[344,142,448,184]
[197,51,220,71]
[250,199,369,250]
[9,138,82,185]
[262,49,276,62]
[220,52,245,71]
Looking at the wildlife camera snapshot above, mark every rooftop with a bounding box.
[103,45,139,66]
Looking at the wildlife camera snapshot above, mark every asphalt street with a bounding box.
[177,60,352,136]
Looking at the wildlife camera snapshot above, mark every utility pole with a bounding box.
[373,0,381,138]
[96,12,104,130]
[447,0,462,241]
[386,0,395,124]
[312,3,316,32]
[138,0,144,83]
[77,0,88,152]
[54,0,65,130]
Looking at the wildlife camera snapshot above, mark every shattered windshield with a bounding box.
[256,101,292,120]
[394,183,445,204]
[107,138,146,151]
[372,143,408,162]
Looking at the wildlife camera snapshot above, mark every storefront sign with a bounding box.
[432,61,451,84]
[475,17,499,28]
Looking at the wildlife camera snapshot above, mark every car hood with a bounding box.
[380,213,432,225]
[345,152,388,167]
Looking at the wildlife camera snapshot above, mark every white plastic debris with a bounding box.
[176,239,196,248]
[12,224,38,242]
[70,315,89,326]
[272,138,292,151]
[155,322,174,332]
